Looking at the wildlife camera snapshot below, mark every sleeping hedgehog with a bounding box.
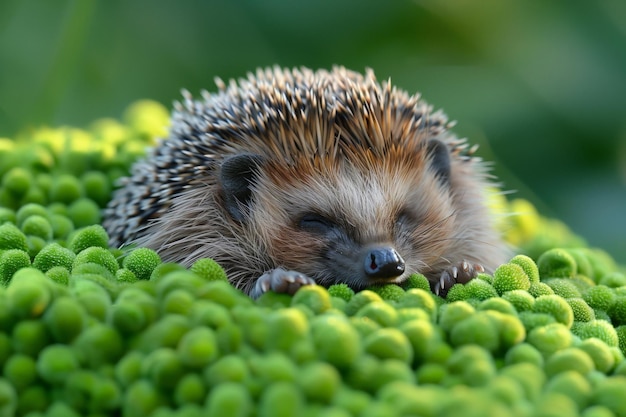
[104,66,509,298]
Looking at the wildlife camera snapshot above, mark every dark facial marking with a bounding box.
[426,139,451,186]
[220,153,264,221]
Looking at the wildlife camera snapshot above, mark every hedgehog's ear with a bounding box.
[220,153,265,222]
[426,139,451,186]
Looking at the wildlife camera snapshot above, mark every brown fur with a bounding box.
[104,66,509,294]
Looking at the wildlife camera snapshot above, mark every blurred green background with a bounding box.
[1,0,625,262]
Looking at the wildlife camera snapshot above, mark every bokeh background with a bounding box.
[1,0,625,262]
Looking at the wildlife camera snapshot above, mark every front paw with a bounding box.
[250,268,316,299]
[432,261,485,297]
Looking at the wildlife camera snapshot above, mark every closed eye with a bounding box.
[394,209,420,238]
[395,210,414,227]
[298,213,337,235]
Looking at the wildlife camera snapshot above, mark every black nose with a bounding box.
[364,247,405,279]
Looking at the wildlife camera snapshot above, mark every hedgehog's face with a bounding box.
[219,140,457,290]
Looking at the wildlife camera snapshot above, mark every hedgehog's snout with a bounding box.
[363,246,405,279]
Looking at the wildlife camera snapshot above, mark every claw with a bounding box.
[434,260,485,296]
[254,268,316,297]
[296,274,313,285]
[440,270,451,294]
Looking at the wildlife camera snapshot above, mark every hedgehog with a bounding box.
[104,66,510,298]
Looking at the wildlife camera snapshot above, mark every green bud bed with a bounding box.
[0,101,625,417]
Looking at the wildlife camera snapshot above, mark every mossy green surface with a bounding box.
[0,100,625,416]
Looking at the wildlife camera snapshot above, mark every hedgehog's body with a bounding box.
[104,67,509,297]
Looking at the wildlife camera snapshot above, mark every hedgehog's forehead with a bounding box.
[255,148,429,221]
